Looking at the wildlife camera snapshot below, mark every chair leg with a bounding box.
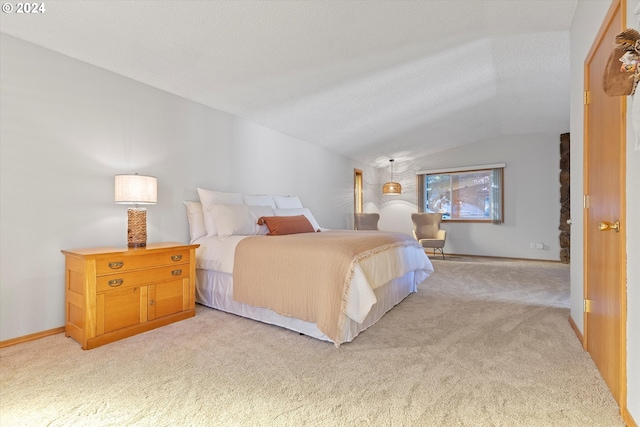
[429,248,445,260]
[435,248,444,260]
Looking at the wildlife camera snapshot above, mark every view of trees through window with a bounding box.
[420,168,502,221]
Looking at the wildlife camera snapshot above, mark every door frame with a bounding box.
[583,0,628,413]
[354,169,363,215]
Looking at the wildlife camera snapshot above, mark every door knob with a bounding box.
[599,220,620,232]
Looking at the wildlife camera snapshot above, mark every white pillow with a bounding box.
[197,188,244,236]
[208,204,255,238]
[247,205,275,235]
[183,201,206,243]
[273,195,303,209]
[243,194,276,209]
[274,208,321,231]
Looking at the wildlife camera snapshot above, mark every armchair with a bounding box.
[411,213,447,259]
[354,213,380,230]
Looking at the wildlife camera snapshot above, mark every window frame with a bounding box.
[416,164,505,223]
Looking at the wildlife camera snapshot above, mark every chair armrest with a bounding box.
[436,230,446,241]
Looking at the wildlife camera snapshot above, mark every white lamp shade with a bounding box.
[114,174,157,205]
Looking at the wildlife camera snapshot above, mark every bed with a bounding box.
[185,189,434,346]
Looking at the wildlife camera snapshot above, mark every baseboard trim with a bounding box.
[568,316,584,345]
[623,407,638,427]
[432,252,563,263]
[0,327,65,349]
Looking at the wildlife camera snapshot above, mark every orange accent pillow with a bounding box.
[257,215,315,236]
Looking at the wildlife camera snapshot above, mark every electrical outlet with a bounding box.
[529,242,535,249]
[536,242,544,250]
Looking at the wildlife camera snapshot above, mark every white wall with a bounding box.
[626,1,640,421]
[570,0,639,422]
[0,34,364,341]
[371,134,563,261]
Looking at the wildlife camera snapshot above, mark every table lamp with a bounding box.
[114,174,157,248]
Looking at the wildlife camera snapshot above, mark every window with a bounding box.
[417,164,504,223]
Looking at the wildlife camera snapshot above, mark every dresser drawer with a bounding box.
[96,264,189,293]
[95,249,189,275]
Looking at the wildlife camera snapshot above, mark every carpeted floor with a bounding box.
[0,258,623,426]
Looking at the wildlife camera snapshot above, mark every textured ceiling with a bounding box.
[0,0,577,166]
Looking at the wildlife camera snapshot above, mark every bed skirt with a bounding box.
[195,268,418,345]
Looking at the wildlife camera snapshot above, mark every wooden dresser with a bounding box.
[62,242,199,349]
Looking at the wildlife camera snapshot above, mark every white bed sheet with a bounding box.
[196,268,420,344]
[194,233,434,324]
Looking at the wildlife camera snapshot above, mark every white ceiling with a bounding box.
[0,0,577,166]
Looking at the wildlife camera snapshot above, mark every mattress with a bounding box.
[196,268,419,343]
[193,232,433,345]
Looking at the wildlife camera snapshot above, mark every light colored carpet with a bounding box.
[0,258,623,427]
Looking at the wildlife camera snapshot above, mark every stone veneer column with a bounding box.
[559,133,570,264]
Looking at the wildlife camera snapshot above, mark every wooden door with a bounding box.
[147,279,187,320]
[583,0,627,408]
[98,287,142,334]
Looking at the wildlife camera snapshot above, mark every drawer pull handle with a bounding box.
[171,269,183,276]
[108,261,124,269]
[108,279,124,287]
[171,255,182,262]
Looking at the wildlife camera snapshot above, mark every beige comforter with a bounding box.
[232,230,423,344]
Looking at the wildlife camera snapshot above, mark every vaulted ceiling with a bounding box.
[0,0,577,166]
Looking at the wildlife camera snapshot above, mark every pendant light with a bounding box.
[382,159,402,194]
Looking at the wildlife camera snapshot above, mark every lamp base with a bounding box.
[128,242,147,248]
[127,208,147,248]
